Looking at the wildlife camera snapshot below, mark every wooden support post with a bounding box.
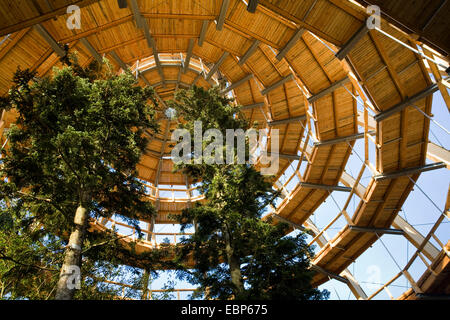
[402,270,423,294]
[340,270,369,300]
[217,0,230,31]
[426,142,450,169]
[357,110,376,130]
[221,74,253,94]
[239,39,260,65]
[374,84,439,121]
[307,77,350,103]
[392,215,440,261]
[80,37,102,63]
[261,74,294,96]
[276,28,305,61]
[205,51,229,81]
[34,24,65,57]
[336,23,369,60]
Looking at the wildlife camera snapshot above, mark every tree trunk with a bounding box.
[224,229,244,297]
[141,270,151,300]
[55,205,88,300]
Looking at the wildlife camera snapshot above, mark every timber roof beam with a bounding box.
[261,74,294,96]
[313,131,376,147]
[308,77,350,104]
[298,182,352,192]
[374,84,439,122]
[221,73,254,94]
[349,226,405,235]
[109,50,128,70]
[240,102,265,110]
[373,162,446,181]
[217,0,230,31]
[198,21,209,47]
[310,265,349,284]
[183,39,195,73]
[205,51,229,81]
[276,28,305,61]
[335,23,369,60]
[34,24,65,57]
[267,115,306,126]
[80,37,102,63]
[238,39,260,65]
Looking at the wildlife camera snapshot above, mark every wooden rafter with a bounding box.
[217,0,230,31]
[238,39,260,65]
[34,24,65,57]
[205,51,229,81]
[275,28,305,61]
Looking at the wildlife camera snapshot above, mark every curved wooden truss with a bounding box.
[0,0,449,299]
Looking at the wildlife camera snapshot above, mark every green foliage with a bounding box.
[170,86,329,300]
[0,205,142,300]
[0,59,160,299]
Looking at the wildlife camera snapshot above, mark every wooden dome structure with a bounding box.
[0,0,449,300]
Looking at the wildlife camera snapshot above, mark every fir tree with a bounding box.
[0,59,158,299]
[170,86,329,300]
